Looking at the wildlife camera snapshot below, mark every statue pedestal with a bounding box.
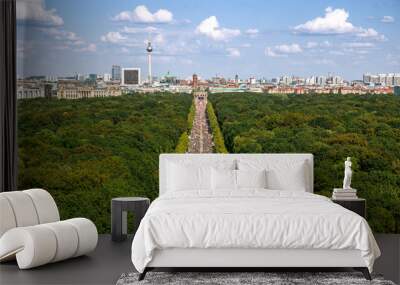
[332,188,358,200]
[333,188,357,192]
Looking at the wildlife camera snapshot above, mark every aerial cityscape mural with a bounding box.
[16,0,400,233]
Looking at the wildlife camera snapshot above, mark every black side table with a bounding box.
[332,198,366,218]
[111,197,150,242]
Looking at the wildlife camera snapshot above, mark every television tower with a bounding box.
[146,40,153,85]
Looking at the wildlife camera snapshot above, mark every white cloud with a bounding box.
[294,7,385,40]
[342,47,373,55]
[306,41,318,48]
[118,42,144,48]
[322,40,331,47]
[245,28,259,34]
[40,28,78,41]
[153,33,164,44]
[329,50,345,55]
[101,32,127,43]
[180,58,193,65]
[294,7,356,34]
[275,43,303,53]
[17,0,63,26]
[265,47,281,57]
[381,16,394,23]
[306,41,331,49]
[122,26,158,34]
[86,43,97,52]
[356,28,377,38]
[265,43,303,57]
[196,16,240,41]
[342,42,374,48]
[314,59,335,65]
[121,47,130,54]
[76,43,97,53]
[38,27,96,53]
[158,56,174,63]
[356,28,386,40]
[226,48,240,57]
[39,27,96,49]
[54,45,69,51]
[245,28,259,38]
[319,42,376,55]
[113,5,173,23]
[139,32,164,46]
[101,27,166,50]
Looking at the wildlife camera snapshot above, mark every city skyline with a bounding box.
[17,0,400,80]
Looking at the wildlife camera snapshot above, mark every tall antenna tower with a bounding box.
[146,34,153,85]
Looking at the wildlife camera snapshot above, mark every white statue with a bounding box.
[343,157,352,190]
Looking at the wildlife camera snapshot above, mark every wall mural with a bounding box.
[16,0,400,233]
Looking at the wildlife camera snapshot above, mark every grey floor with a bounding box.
[0,235,134,285]
[0,234,399,285]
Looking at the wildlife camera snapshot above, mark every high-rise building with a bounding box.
[332,76,343,85]
[112,65,121,81]
[146,41,153,84]
[76,74,86,81]
[385,74,394,86]
[103,73,111,82]
[370,75,379,84]
[317,76,326,86]
[394,86,400,96]
[235,74,239,84]
[306,76,317,85]
[394,74,400,86]
[46,75,58,82]
[280,76,291,85]
[378,74,386,85]
[88,74,97,82]
[365,73,399,86]
[363,73,371,84]
[121,68,140,85]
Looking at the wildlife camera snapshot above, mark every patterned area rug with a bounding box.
[116,272,396,285]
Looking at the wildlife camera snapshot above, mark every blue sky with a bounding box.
[17,0,400,80]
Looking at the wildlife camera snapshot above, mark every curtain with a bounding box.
[0,0,17,192]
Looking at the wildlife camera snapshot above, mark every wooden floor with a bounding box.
[0,234,399,285]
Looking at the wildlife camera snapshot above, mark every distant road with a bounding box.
[188,91,213,153]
